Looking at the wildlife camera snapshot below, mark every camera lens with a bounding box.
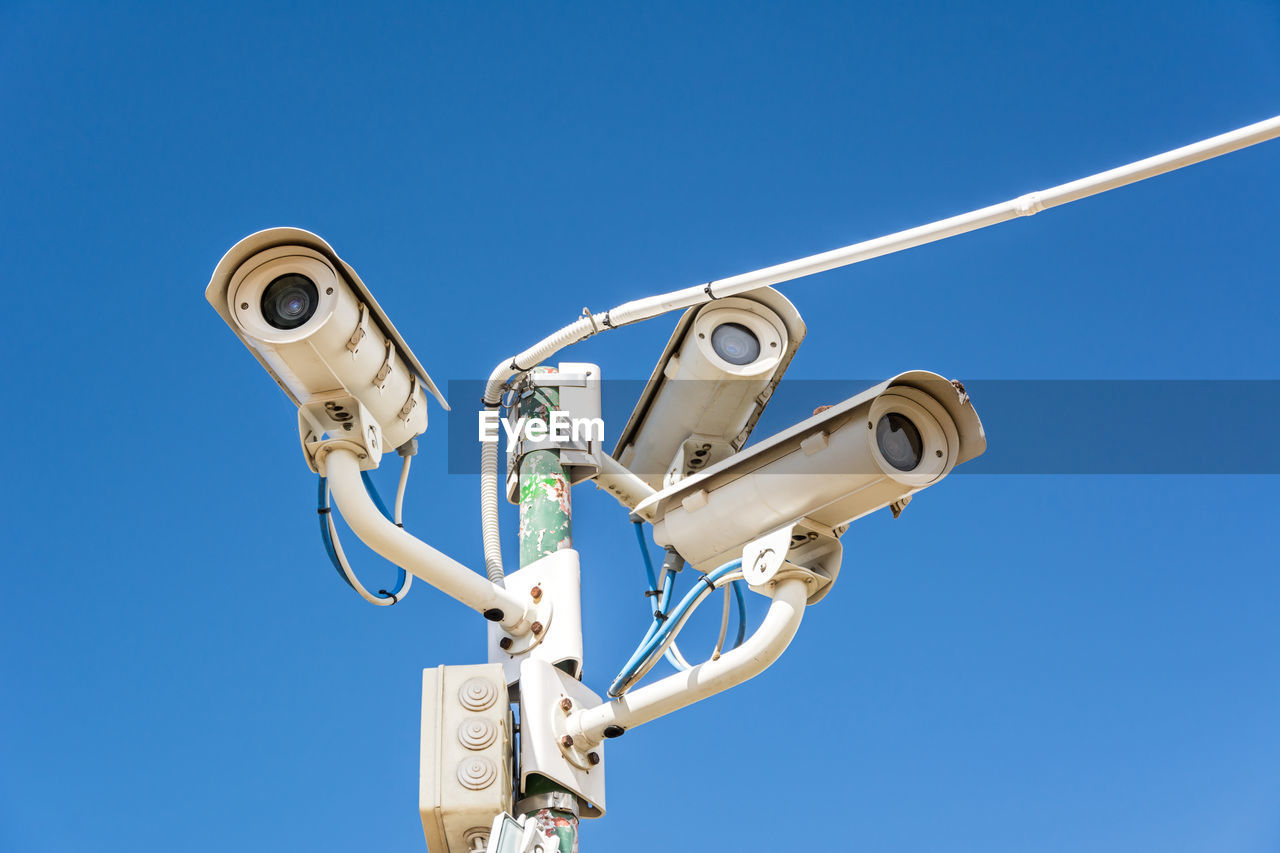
[261,273,319,330]
[710,322,761,365]
[876,413,923,471]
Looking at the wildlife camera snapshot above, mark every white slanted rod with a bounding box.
[604,112,1280,323]
[564,578,811,747]
[324,448,534,634]
[478,114,1280,575]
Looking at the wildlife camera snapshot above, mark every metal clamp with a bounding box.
[741,518,844,605]
[374,339,396,393]
[520,372,590,389]
[347,302,369,356]
[399,374,419,423]
[514,791,580,817]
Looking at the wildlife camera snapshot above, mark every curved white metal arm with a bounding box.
[325,448,533,632]
[566,578,810,746]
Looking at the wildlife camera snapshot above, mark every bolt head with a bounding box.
[560,735,574,748]
[559,697,573,713]
[588,752,600,766]
[530,585,542,601]
[498,637,513,651]
[531,621,544,635]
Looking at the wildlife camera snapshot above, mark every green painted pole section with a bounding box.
[517,366,579,853]
[518,367,572,567]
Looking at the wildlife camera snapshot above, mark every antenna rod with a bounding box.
[605,113,1280,324]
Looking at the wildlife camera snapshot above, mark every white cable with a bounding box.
[711,584,732,662]
[667,641,693,670]
[394,454,412,526]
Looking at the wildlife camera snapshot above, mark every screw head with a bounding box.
[498,637,513,651]
[531,621,544,635]
[530,585,542,601]
[559,698,572,713]
[560,735,574,748]
[588,752,601,766]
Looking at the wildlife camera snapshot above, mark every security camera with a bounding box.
[611,287,805,491]
[206,228,448,467]
[632,370,985,580]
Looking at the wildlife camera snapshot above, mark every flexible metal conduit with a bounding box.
[566,577,810,746]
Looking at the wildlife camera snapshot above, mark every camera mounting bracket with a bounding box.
[298,393,384,474]
[742,518,843,605]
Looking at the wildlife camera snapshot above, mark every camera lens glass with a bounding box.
[876,412,924,471]
[261,273,319,330]
[710,322,761,365]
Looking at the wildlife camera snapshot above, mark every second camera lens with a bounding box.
[710,322,761,365]
[876,413,924,471]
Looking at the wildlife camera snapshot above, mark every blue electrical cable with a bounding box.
[633,521,659,592]
[632,522,691,672]
[609,556,745,697]
[360,470,395,521]
[626,521,749,689]
[317,473,410,602]
[732,577,748,649]
[609,558,742,696]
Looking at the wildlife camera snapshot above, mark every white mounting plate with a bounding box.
[743,519,844,605]
[298,392,384,474]
[518,658,605,818]
[489,550,583,686]
[742,524,795,586]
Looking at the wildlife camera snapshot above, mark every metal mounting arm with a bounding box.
[564,577,810,746]
[325,447,535,633]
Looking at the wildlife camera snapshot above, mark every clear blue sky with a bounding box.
[2,2,1278,851]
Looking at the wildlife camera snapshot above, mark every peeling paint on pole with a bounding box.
[528,807,579,853]
[518,366,572,569]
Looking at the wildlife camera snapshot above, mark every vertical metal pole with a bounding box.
[516,365,580,853]
[518,367,573,567]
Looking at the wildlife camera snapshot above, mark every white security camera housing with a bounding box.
[632,371,985,584]
[612,287,805,490]
[206,228,448,464]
